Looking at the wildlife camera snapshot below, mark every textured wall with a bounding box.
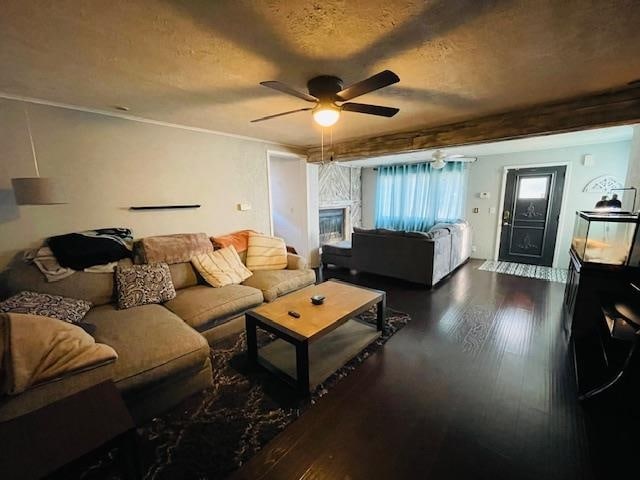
[0,99,299,267]
[318,164,362,229]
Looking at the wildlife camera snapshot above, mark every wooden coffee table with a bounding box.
[245,279,386,393]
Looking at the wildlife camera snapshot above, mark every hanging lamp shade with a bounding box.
[10,106,68,206]
[11,177,67,205]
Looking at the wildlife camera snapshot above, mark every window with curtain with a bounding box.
[374,162,468,231]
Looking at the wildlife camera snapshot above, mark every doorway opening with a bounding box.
[497,165,567,267]
[266,151,319,266]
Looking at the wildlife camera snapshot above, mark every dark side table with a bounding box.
[0,380,139,480]
[578,289,640,401]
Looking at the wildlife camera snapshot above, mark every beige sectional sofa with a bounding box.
[0,251,315,423]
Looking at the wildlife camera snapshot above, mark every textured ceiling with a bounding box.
[1,0,639,147]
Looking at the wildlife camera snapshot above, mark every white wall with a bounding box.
[625,125,640,210]
[269,154,309,259]
[0,98,300,267]
[361,167,377,228]
[466,141,630,267]
[306,164,320,267]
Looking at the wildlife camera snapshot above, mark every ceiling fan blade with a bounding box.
[250,108,312,123]
[341,102,399,117]
[336,70,400,101]
[260,81,318,102]
[445,154,466,159]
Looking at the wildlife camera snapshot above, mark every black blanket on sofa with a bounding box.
[47,228,133,270]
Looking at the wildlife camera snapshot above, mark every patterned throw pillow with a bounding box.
[0,291,92,324]
[115,263,176,310]
[245,233,288,271]
[191,246,253,288]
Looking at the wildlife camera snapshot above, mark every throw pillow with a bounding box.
[210,229,258,253]
[115,263,176,310]
[134,233,212,265]
[0,291,92,325]
[191,246,253,288]
[245,233,288,271]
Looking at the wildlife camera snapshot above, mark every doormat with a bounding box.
[478,260,568,284]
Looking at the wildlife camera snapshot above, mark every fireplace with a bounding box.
[319,207,347,245]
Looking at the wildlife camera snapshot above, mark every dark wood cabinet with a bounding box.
[563,249,639,337]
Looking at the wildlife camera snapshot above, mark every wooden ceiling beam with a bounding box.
[306,84,640,163]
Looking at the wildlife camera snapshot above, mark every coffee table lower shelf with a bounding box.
[257,319,381,392]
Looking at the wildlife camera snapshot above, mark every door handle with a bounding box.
[502,210,511,226]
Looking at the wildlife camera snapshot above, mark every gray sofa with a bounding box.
[322,221,471,287]
[0,250,315,423]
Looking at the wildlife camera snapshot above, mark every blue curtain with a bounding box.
[374,162,468,231]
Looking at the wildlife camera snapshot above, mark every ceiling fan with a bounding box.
[251,70,400,127]
[427,150,477,169]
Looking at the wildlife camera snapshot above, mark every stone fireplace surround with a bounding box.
[318,164,361,245]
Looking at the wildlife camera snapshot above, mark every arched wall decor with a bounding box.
[583,175,623,193]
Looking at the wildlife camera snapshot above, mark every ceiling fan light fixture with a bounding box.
[312,104,340,127]
[431,159,447,170]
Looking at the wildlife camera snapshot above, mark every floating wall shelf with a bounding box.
[129,204,201,210]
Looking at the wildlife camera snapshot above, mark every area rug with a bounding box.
[478,260,568,284]
[80,308,410,480]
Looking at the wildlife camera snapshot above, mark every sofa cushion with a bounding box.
[168,262,199,290]
[84,304,210,392]
[242,269,316,302]
[134,233,213,265]
[164,284,263,330]
[0,291,92,325]
[322,241,352,257]
[403,231,430,239]
[115,263,176,310]
[0,255,116,306]
[191,246,252,288]
[245,233,288,271]
[286,253,308,270]
[424,228,450,240]
[373,228,398,235]
[0,312,117,395]
[210,229,257,253]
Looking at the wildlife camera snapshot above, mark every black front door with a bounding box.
[498,166,566,266]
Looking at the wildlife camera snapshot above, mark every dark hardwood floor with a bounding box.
[231,260,638,480]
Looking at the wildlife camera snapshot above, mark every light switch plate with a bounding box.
[238,202,252,211]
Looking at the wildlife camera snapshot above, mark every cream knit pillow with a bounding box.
[191,246,253,288]
[245,233,288,271]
